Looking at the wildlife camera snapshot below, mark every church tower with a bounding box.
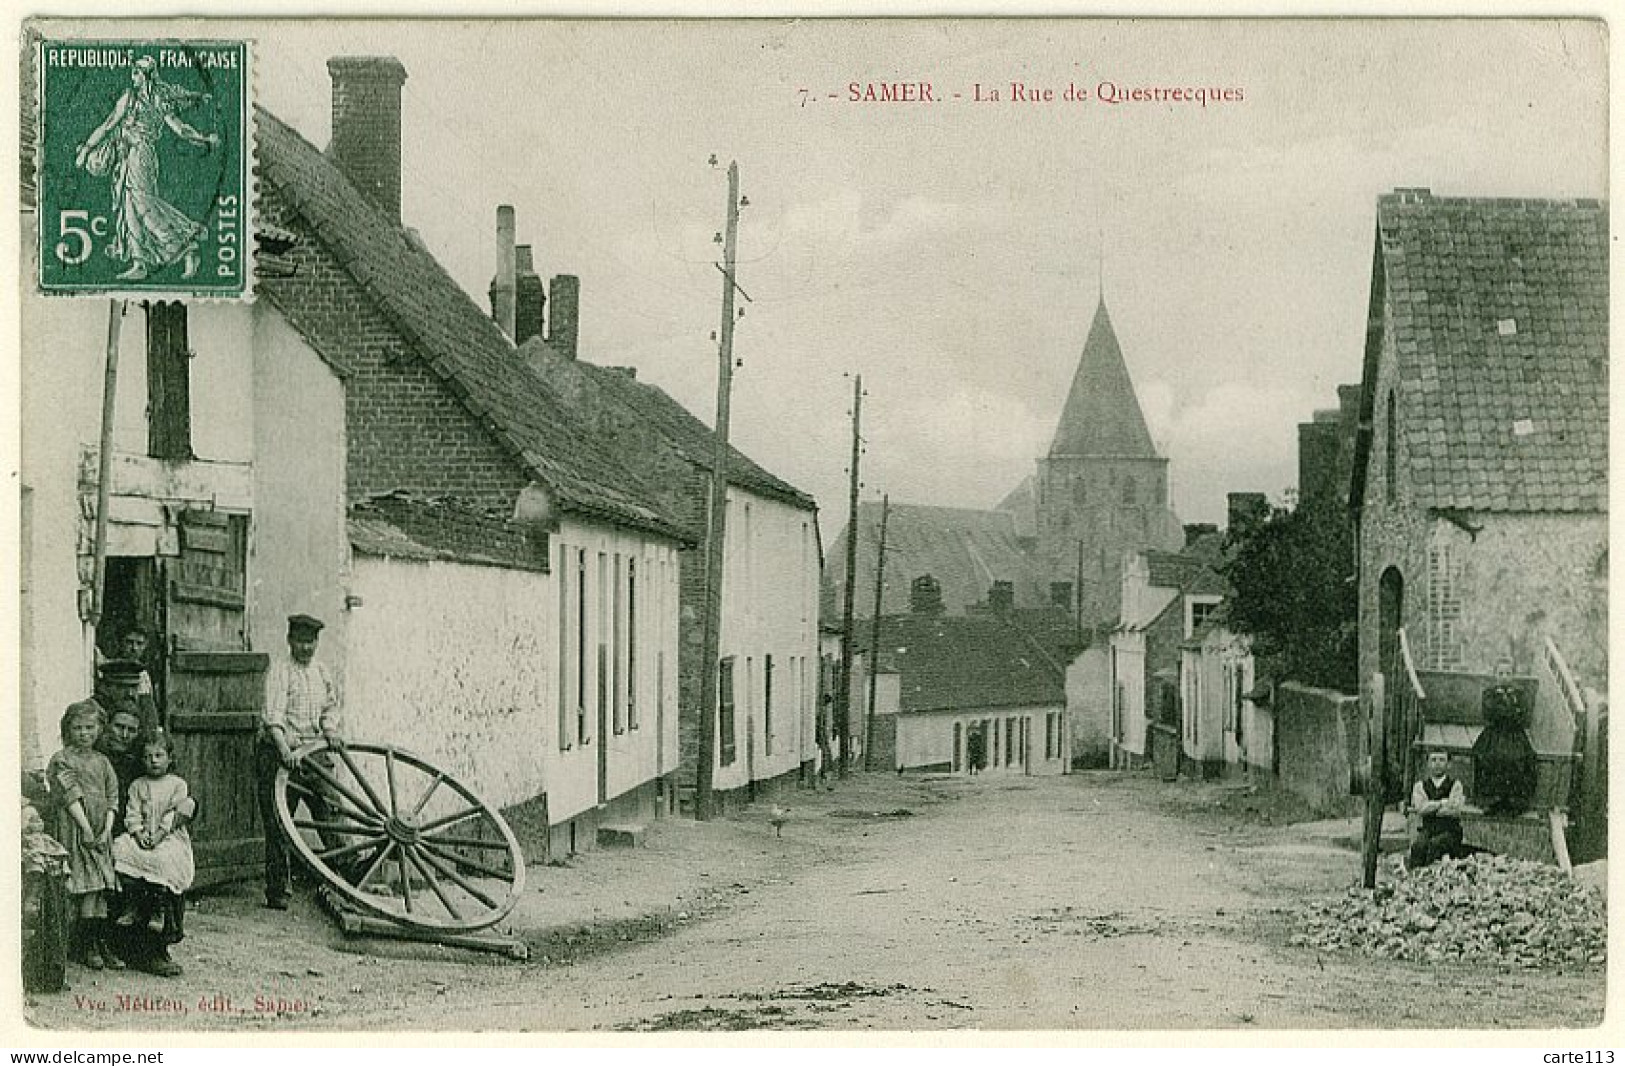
[1036,296,1182,626]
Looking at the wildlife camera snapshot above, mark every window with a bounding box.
[576,549,588,745]
[145,302,193,460]
[1121,478,1136,505]
[1072,478,1087,508]
[612,553,624,735]
[558,541,572,750]
[763,654,774,756]
[597,552,608,741]
[627,557,638,730]
[1189,599,1220,635]
[719,657,737,765]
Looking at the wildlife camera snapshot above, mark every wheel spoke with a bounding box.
[335,746,391,823]
[300,759,388,823]
[399,846,414,914]
[402,846,465,923]
[288,779,382,827]
[415,805,484,836]
[420,838,516,883]
[384,749,400,817]
[355,840,396,890]
[318,835,389,866]
[419,832,512,851]
[414,843,500,909]
[293,819,380,837]
[407,771,446,820]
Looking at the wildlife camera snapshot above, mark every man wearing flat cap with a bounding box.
[257,613,344,910]
[96,657,158,735]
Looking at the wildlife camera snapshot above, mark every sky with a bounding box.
[240,19,1606,526]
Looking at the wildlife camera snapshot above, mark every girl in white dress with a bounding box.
[112,731,195,945]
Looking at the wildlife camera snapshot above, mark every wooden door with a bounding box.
[163,510,267,888]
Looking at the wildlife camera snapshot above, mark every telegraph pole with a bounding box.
[864,494,890,770]
[836,375,863,777]
[696,161,742,821]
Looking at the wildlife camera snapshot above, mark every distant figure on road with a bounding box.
[816,694,835,790]
[966,726,986,775]
[1406,749,1466,870]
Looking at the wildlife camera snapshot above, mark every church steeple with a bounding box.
[1047,297,1159,459]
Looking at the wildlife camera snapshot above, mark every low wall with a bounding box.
[1277,682,1362,816]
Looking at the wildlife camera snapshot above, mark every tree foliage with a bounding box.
[1221,501,1358,693]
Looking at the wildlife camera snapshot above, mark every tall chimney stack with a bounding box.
[548,274,580,360]
[489,206,517,340]
[514,245,546,344]
[327,57,408,222]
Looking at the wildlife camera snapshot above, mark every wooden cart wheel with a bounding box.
[273,741,526,933]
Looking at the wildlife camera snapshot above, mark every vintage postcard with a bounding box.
[8,14,1611,1044]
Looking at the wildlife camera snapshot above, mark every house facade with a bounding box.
[868,608,1077,776]
[515,296,821,811]
[1350,190,1607,800]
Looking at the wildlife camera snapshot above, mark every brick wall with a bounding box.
[1276,682,1363,816]
[258,189,532,514]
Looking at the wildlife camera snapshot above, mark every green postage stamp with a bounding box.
[35,38,252,298]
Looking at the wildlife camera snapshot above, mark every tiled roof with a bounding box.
[1375,192,1608,513]
[994,475,1038,539]
[518,338,816,517]
[875,609,1083,713]
[349,493,547,571]
[255,107,685,542]
[826,503,1051,619]
[1048,297,1160,459]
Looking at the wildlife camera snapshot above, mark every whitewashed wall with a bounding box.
[713,490,821,792]
[547,518,682,823]
[20,212,262,763]
[346,554,553,811]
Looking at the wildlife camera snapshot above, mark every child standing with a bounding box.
[46,701,123,971]
[112,731,194,969]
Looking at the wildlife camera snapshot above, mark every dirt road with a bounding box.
[28,770,1604,1033]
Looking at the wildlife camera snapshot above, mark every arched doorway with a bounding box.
[1377,566,1405,800]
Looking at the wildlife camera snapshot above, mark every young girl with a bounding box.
[47,701,123,971]
[112,731,195,954]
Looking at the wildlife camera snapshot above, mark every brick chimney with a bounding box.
[515,246,546,344]
[988,581,1014,614]
[489,205,517,339]
[910,574,944,615]
[548,275,580,360]
[327,57,408,222]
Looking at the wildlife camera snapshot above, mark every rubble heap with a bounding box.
[1292,853,1606,969]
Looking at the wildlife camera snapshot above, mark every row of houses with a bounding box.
[840,191,1607,861]
[20,54,826,886]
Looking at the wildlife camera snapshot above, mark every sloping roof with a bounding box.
[255,108,685,542]
[348,493,547,571]
[518,338,815,515]
[1359,191,1608,513]
[825,503,1051,619]
[994,475,1038,539]
[1048,298,1160,459]
[875,609,1082,713]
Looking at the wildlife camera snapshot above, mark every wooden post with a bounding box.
[835,376,862,777]
[1361,671,1387,888]
[864,494,889,770]
[695,162,741,821]
[88,300,125,661]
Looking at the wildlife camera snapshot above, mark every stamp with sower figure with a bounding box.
[35,39,252,298]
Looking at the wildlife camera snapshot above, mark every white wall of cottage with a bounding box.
[711,491,821,791]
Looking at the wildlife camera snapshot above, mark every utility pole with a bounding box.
[836,375,863,777]
[864,493,890,770]
[696,160,742,821]
[1074,538,1085,640]
[1361,672,1387,887]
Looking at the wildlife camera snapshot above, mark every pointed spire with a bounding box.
[1047,298,1159,459]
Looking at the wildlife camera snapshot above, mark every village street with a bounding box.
[29,771,1602,1034]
